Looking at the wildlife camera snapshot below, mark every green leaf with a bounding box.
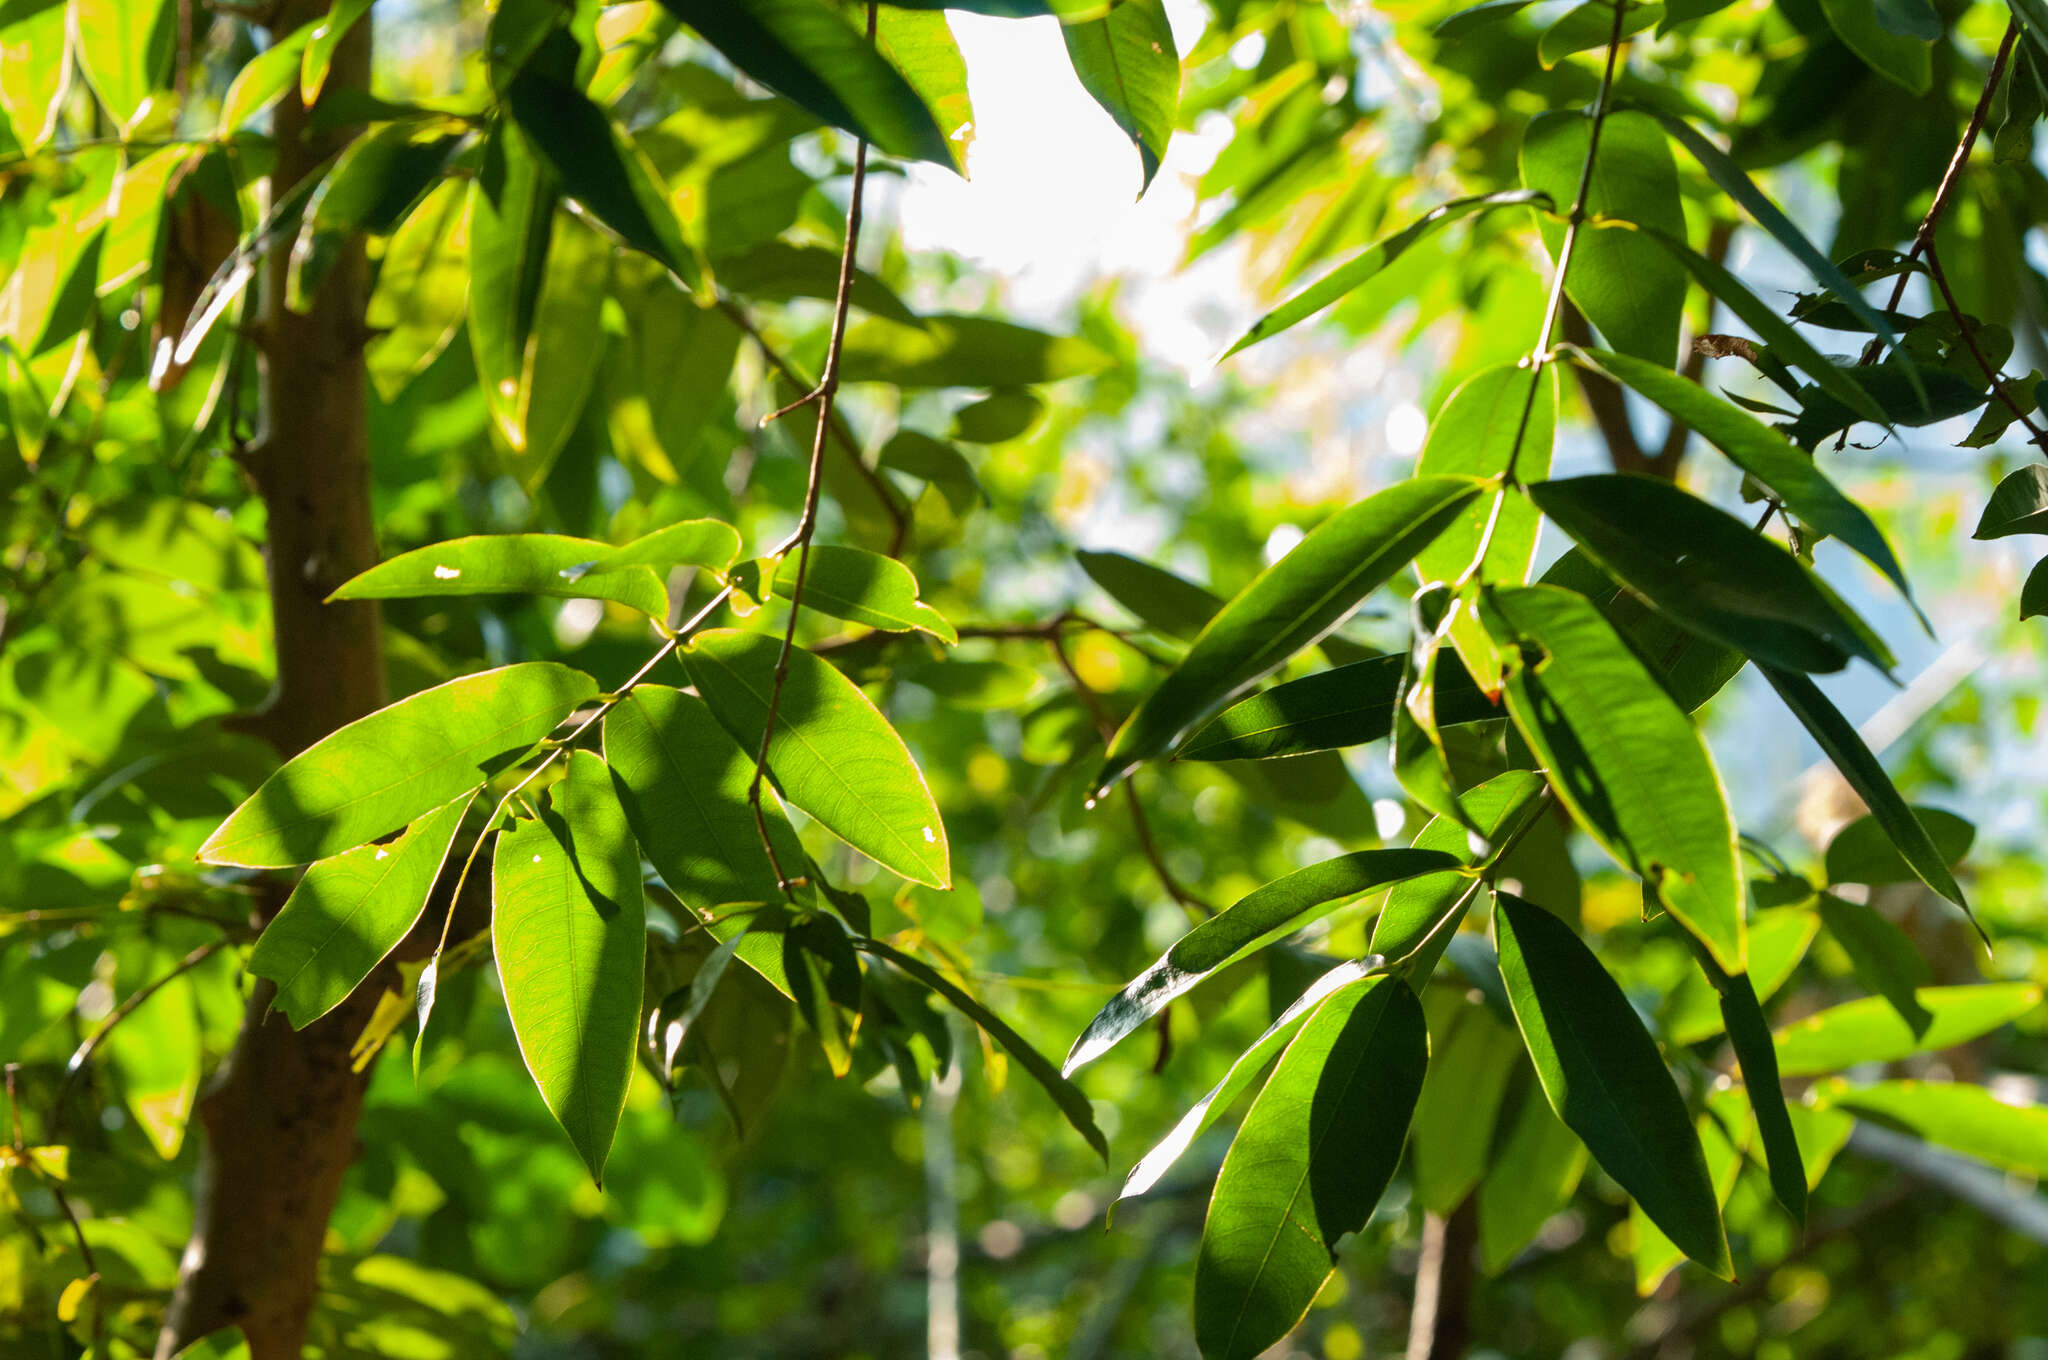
[469,125,559,455]
[1114,960,1376,1214]
[859,938,1107,1160]
[1493,892,1732,1277]
[1095,476,1485,795]
[1662,906,1817,1044]
[0,0,72,150]
[836,314,1113,387]
[508,36,697,285]
[871,6,974,172]
[604,687,802,910]
[1520,110,1685,368]
[774,545,956,642]
[657,0,954,165]
[1219,191,1548,358]
[1194,977,1427,1360]
[290,122,472,313]
[1370,769,1548,977]
[1774,983,2043,1077]
[1076,549,1223,640]
[1872,0,1940,37]
[2024,556,2048,619]
[1679,929,1807,1224]
[952,388,1042,443]
[877,429,983,511]
[1061,0,1178,194]
[1636,227,1889,425]
[366,179,471,401]
[577,519,742,577]
[1529,475,1893,675]
[68,0,172,132]
[104,946,200,1160]
[1567,347,1917,614]
[1414,365,1555,589]
[712,240,920,325]
[1435,0,1539,37]
[1629,1088,1748,1293]
[1411,1003,1522,1213]
[1481,586,1745,972]
[1537,0,1662,69]
[301,0,373,104]
[217,23,315,135]
[493,751,646,1182]
[1760,668,1972,917]
[1818,0,1931,94]
[1476,1079,1588,1272]
[682,629,951,888]
[329,534,670,617]
[250,793,474,1029]
[1064,848,1458,1074]
[1826,806,1973,889]
[1651,113,1907,354]
[1819,1079,2048,1176]
[199,662,597,868]
[1816,893,1933,1039]
[1182,653,1496,762]
[1972,464,2048,539]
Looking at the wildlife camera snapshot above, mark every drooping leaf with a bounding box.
[1819,1079,2048,1176]
[1661,906,1818,1044]
[1064,848,1458,1074]
[773,545,956,642]
[1972,464,2048,539]
[603,686,803,910]
[1219,191,1548,358]
[1567,347,1917,613]
[836,314,1113,387]
[682,629,951,888]
[250,793,474,1028]
[1061,0,1178,193]
[1760,668,1972,916]
[493,751,646,1182]
[1114,960,1376,1213]
[199,663,597,868]
[1818,0,1932,93]
[330,534,670,617]
[1476,1078,1588,1272]
[1678,928,1807,1224]
[1774,984,2042,1076]
[1095,476,1484,795]
[658,0,954,165]
[859,939,1107,1160]
[1182,653,1496,762]
[576,519,743,578]
[468,125,558,457]
[1520,110,1686,368]
[1493,892,1732,1277]
[1529,475,1893,675]
[1816,893,1933,1039]
[1194,977,1428,1360]
[1629,1088,1748,1293]
[1481,586,1745,971]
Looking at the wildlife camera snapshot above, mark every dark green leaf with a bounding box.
[2025,556,2048,619]
[1493,892,1732,1277]
[290,123,470,311]
[1182,653,1496,762]
[1062,0,1178,194]
[657,0,954,165]
[1537,0,1662,68]
[711,240,919,325]
[1818,0,1932,93]
[1679,928,1807,1224]
[1816,893,1933,1038]
[1567,347,1917,614]
[859,938,1107,1160]
[1872,0,1940,39]
[836,314,1113,387]
[1481,586,1745,971]
[877,429,983,511]
[1760,668,1972,917]
[250,792,474,1028]
[1095,476,1484,795]
[1661,906,1817,1044]
[493,751,646,1181]
[774,545,955,642]
[1076,549,1223,641]
[1063,849,1458,1074]
[1529,475,1893,674]
[682,629,951,888]
[951,389,1042,443]
[1521,110,1685,367]
[1825,806,1973,888]
[1219,191,1548,358]
[200,663,597,868]
[1972,465,2048,539]
[1435,0,1538,37]
[1775,983,2043,1076]
[329,534,671,617]
[1194,977,1427,1360]
[1820,1079,2048,1175]
[603,687,802,909]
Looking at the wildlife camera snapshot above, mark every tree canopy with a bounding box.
[2,0,2047,1357]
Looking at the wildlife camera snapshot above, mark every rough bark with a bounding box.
[157,5,384,1355]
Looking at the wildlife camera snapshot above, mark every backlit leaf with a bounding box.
[579,519,742,577]
[1774,984,2042,1076]
[774,545,955,642]
[330,534,671,617]
[68,0,172,132]
[1816,893,1933,1039]
[1062,0,1178,194]
[1679,928,1807,1224]
[836,314,1113,387]
[1820,1079,2048,1176]
[1077,549,1223,641]
[1182,653,1496,762]
[1476,1078,1587,1272]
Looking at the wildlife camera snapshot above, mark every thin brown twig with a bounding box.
[1922,241,2047,442]
[747,2,880,891]
[52,940,224,1134]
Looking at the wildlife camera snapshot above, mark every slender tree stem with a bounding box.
[747,4,880,891]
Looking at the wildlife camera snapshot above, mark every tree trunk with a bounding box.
[157,6,384,1355]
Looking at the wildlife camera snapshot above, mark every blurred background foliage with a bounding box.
[3,0,2047,1357]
